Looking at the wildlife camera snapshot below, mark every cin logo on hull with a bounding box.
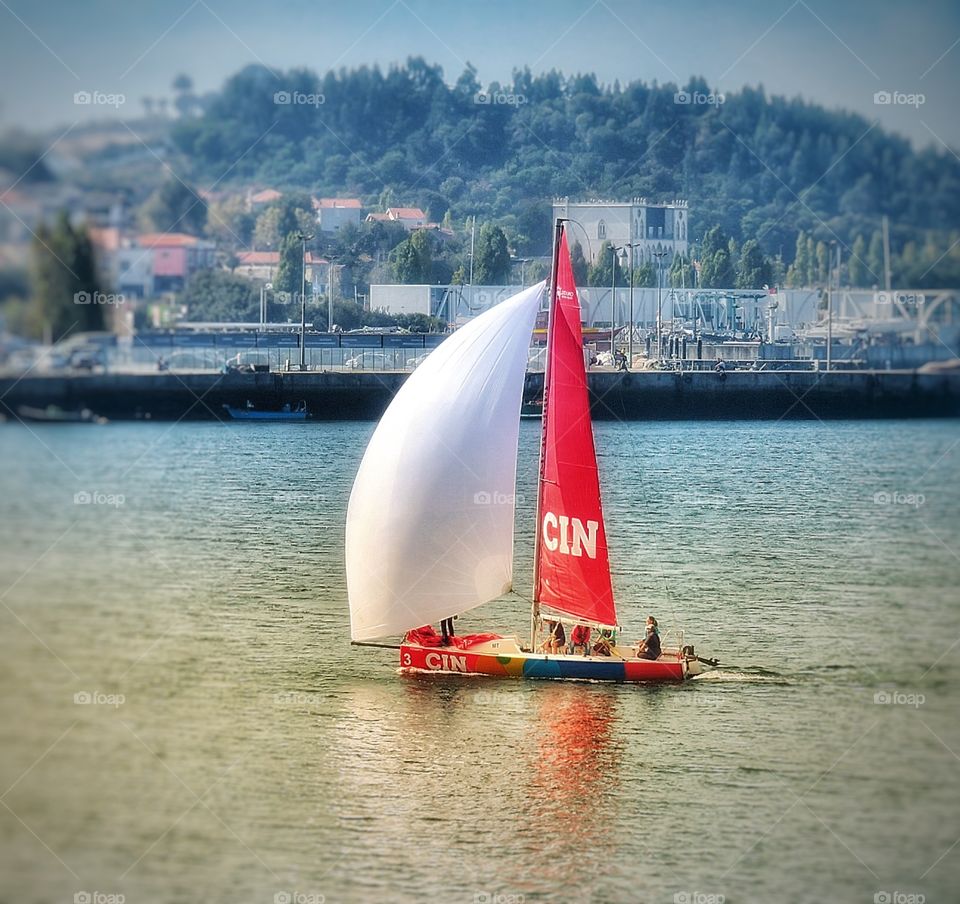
[542,513,599,558]
[424,652,468,672]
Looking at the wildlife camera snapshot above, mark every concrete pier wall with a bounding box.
[1,369,958,421]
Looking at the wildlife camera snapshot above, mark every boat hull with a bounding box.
[399,643,689,682]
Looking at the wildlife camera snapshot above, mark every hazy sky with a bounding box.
[0,0,957,149]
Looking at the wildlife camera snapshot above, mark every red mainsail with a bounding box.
[534,227,618,628]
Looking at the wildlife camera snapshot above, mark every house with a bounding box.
[247,188,283,210]
[313,197,363,233]
[233,250,331,292]
[127,233,216,294]
[552,198,689,267]
[365,206,428,231]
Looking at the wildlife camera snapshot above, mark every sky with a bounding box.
[0,0,957,150]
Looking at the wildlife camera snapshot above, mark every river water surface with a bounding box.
[1,419,958,903]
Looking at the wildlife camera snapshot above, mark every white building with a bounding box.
[313,198,363,233]
[552,198,689,268]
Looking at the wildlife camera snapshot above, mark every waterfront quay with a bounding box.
[2,368,958,420]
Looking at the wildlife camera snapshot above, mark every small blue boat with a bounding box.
[223,400,308,421]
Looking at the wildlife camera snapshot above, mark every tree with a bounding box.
[587,240,625,287]
[669,254,695,288]
[867,230,885,287]
[392,232,433,283]
[473,224,511,284]
[275,232,306,298]
[139,179,207,235]
[28,212,105,341]
[569,240,589,286]
[409,230,433,282]
[815,240,830,284]
[206,195,255,248]
[180,270,260,321]
[699,249,733,288]
[735,239,772,288]
[633,263,656,288]
[787,230,812,287]
[253,196,315,249]
[848,234,868,287]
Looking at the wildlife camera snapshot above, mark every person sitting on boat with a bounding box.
[440,616,456,645]
[645,615,659,637]
[592,627,616,657]
[569,624,591,655]
[637,623,662,660]
[543,620,566,654]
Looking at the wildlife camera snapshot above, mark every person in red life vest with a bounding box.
[569,624,591,655]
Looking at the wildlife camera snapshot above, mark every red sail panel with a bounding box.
[535,228,617,627]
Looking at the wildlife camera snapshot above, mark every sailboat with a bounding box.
[345,220,716,682]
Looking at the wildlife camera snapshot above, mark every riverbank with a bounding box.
[1,368,958,420]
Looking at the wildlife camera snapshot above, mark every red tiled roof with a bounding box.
[365,212,390,222]
[313,197,362,209]
[236,251,279,264]
[387,207,427,220]
[136,233,201,248]
[250,189,282,204]
[235,251,328,265]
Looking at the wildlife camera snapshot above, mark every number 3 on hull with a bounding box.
[345,220,717,683]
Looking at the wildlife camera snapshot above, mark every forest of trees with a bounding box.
[171,58,960,286]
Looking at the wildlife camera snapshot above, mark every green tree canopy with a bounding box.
[139,179,207,235]
[28,212,105,341]
[474,224,511,284]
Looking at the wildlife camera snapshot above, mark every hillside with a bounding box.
[171,58,960,277]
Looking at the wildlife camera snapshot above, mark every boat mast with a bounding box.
[530,218,564,650]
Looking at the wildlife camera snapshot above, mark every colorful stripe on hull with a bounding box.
[399,645,686,683]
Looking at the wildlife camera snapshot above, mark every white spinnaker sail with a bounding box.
[346,282,544,641]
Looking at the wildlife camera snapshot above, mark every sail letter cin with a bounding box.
[535,229,617,627]
[345,282,544,641]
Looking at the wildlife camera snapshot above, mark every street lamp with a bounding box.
[652,250,669,364]
[259,282,273,327]
[296,232,315,370]
[610,244,619,357]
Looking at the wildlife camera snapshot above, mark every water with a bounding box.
[1,419,958,904]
